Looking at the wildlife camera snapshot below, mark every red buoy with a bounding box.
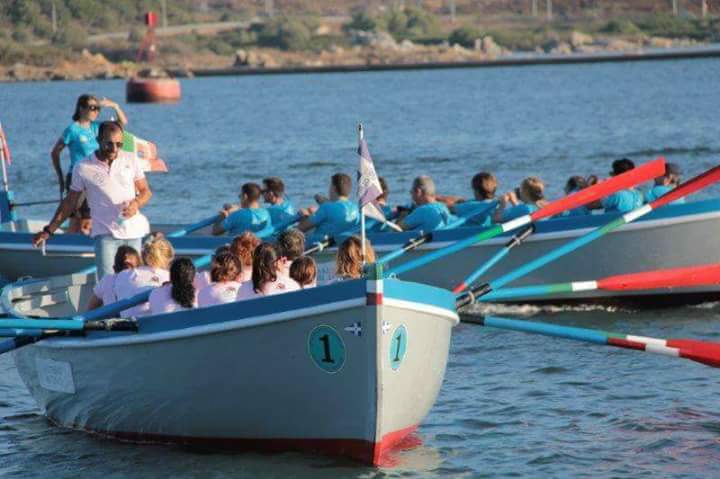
[126,77,181,103]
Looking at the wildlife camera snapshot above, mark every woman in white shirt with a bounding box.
[237,242,300,300]
[115,234,174,317]
[87,245,142,310]
[149,257,197,314]
[230,231,260,283]
[198,252,243,307]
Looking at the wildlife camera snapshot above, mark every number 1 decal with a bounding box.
[389,325,407,370]
[308,326,345,373]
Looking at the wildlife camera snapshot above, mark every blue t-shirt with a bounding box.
[644,185,685,204]
[223,207,272,235]
[368,204,395,232]
[267,199,297,226]
[403,202,456,232]
[62,121,100,171]
[602,189,643,213]
[453,200,497,227]
[309,199,360,237]
[498,203,538,223]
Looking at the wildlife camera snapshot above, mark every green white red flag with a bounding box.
[122,131,167,173]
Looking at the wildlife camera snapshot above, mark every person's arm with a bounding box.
[100,98,128,127]
[87,293,103,311]
[122,178,152,219]
[436,194,464,208]
[493,193,514,223]
[212,209,230,236]
[51,138,66,198]
[297,215,315,233]
[32,190,82,246]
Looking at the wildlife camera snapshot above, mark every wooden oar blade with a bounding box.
[598,263,720,291]
[651,164,720,208]
[531,157,666,221]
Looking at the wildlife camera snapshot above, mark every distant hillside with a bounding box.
[1,0,718,76]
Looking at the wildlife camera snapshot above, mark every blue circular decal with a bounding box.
[308,325,346,373]
[389,325,408,370]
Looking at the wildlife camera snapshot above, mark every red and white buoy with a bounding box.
[126,11,181,104]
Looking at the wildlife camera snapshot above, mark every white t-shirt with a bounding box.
[198,281,242,307]
[114,266,169,317]
[149,284,197,315]
[70,152,150,239]
[92,272,120,305]
[194,271,212,291]
[236,270,300,301]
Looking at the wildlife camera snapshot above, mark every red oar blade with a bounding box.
[531,157,666,221]
[597,263,720,291]
[667,339,720,368]
[651,164,720,209]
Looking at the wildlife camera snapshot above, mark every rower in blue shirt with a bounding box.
[261,177,297,225]
[444,172,499,227]
[212,182,273,236]
[398,176,458,232]
[494,177,549,223]
[561,176,591,217]
[645,163,685,204]
[299,173,360,240]
[368,177,396,232]
[599,159,644,213]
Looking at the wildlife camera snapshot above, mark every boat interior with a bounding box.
[2,273,94,318]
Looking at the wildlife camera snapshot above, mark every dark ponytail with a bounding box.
[170,258,196,309]
[252,243,278,293]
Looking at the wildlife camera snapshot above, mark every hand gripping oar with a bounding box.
[377,200,499,266]
[457,164,720,308]
[452,224,535,294]
[463,315,720,369]
[482,263,720,301]
[385,157,666,277]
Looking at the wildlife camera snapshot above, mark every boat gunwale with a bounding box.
[15,278,459,350]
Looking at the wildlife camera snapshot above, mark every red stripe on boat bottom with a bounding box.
[48,417,417,467]
[367,293,383,305]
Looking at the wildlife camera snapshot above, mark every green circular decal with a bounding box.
[389,325,408,370]
[308,325,346,373]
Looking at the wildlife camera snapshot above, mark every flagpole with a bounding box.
[358,123,366,267]
[0,122,9,193]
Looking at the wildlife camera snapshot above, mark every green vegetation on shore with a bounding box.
[2,0,719,69]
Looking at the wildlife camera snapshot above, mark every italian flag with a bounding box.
[122,131,168,173]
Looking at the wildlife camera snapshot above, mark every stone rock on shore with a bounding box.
[648,37,674,49]
[351,30,398,50]
[570,31,594,49]
[481,36,504,57]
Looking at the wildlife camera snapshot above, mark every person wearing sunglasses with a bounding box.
[50,94,129,234]
[34,121,152,279]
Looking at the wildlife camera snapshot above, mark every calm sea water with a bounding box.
[2,59,720,477]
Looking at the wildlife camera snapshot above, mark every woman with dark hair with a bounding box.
[87,245,142,310]
[50,94,128,233]
[197,252,242,307]
[562,176,591,217]
[149,257,197,314]
[237,242,300,300]
[194,244,231,291]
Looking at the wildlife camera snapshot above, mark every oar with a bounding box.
[378,200,499,266]
[457,164,720,307]
[482,263,720,302]
[166,214,221,238]
[463,315,720,368]
[385,157,666,277]
[452,224,534,294]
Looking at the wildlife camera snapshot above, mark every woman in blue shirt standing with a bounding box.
[50,94,129,233]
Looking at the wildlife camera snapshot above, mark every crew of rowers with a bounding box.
[210,158,683,242]
[87,229,376,317]
[84,157,682,317]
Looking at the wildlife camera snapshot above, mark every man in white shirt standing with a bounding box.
[32,121,152,278]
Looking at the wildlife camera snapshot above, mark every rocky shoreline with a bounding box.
[0,32,709,83]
